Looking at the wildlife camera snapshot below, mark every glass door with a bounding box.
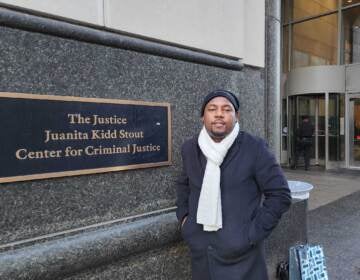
[349,96,360,167]
[328,93,345,168]
[316,96,326,165]
[288,94,325,167]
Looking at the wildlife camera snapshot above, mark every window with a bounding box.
[293,0,337,20]
[282,26,289,73]
[343,6,360,64]
[292,14,338,68]
[342,0,360,7]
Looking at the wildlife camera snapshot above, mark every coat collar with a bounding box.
[196,130,244,171]
[221,130,244,169]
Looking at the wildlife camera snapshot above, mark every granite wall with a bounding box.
[0,22,265,245]
[0,5,305,280]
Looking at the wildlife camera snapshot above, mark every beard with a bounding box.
[208,130,227,139]
[206,122,236,142]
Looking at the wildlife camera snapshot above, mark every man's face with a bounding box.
[202,96,239,142]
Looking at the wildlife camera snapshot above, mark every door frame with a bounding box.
[347,93,360,169]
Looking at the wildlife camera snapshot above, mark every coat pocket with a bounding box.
[214,221,252,262]
[181,215,195,241]
[181,216,208,252]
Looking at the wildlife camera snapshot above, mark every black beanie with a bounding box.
[201,90,239,116]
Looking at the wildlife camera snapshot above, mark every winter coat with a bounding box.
[176,131,291,280]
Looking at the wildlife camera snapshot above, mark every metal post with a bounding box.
[325,92,329,169]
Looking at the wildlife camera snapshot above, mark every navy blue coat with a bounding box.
[176,131,291,280]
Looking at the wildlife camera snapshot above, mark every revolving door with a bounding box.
[287,93,345,169]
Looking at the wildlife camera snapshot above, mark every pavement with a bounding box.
[284,167,360,211]
[283,167,360,280]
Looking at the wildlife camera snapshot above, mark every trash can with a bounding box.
[288,180,314,200]
[275,181,315,279]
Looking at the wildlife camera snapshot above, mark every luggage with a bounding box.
[289,244,328,280]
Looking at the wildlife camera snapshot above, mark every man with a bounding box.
[291,116,314,171]
[176,90,291,280]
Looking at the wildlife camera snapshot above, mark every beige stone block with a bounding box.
[104,0,245,59]
[1,0,104,25]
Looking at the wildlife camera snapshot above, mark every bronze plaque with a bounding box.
[0,92,171,183]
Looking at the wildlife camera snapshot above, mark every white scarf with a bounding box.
[197,122,239,231]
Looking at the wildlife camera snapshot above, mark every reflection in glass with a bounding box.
[317,97,326,160]
[329,93,345,161]
[292,14,338,68]
[342,0,360,7]
[293,0,337,21]
[298,96,316,159]
[343,6,360,64]
[352,99,360,164]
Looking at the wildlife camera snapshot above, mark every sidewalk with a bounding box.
[284,168,360,210]
[283,168,360,280]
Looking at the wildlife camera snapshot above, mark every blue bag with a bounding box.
[289,244,328,280]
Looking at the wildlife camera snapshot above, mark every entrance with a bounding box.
[287,93,345,169]
[349,95,360,167]
[283,64,360,170]
[288,95,325,167]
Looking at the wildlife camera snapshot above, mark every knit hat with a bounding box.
[200,90,239,116]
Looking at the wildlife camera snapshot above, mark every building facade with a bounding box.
[281,0,360,170]
[0,1,307,279]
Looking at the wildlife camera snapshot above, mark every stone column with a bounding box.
[265,0,281,161]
